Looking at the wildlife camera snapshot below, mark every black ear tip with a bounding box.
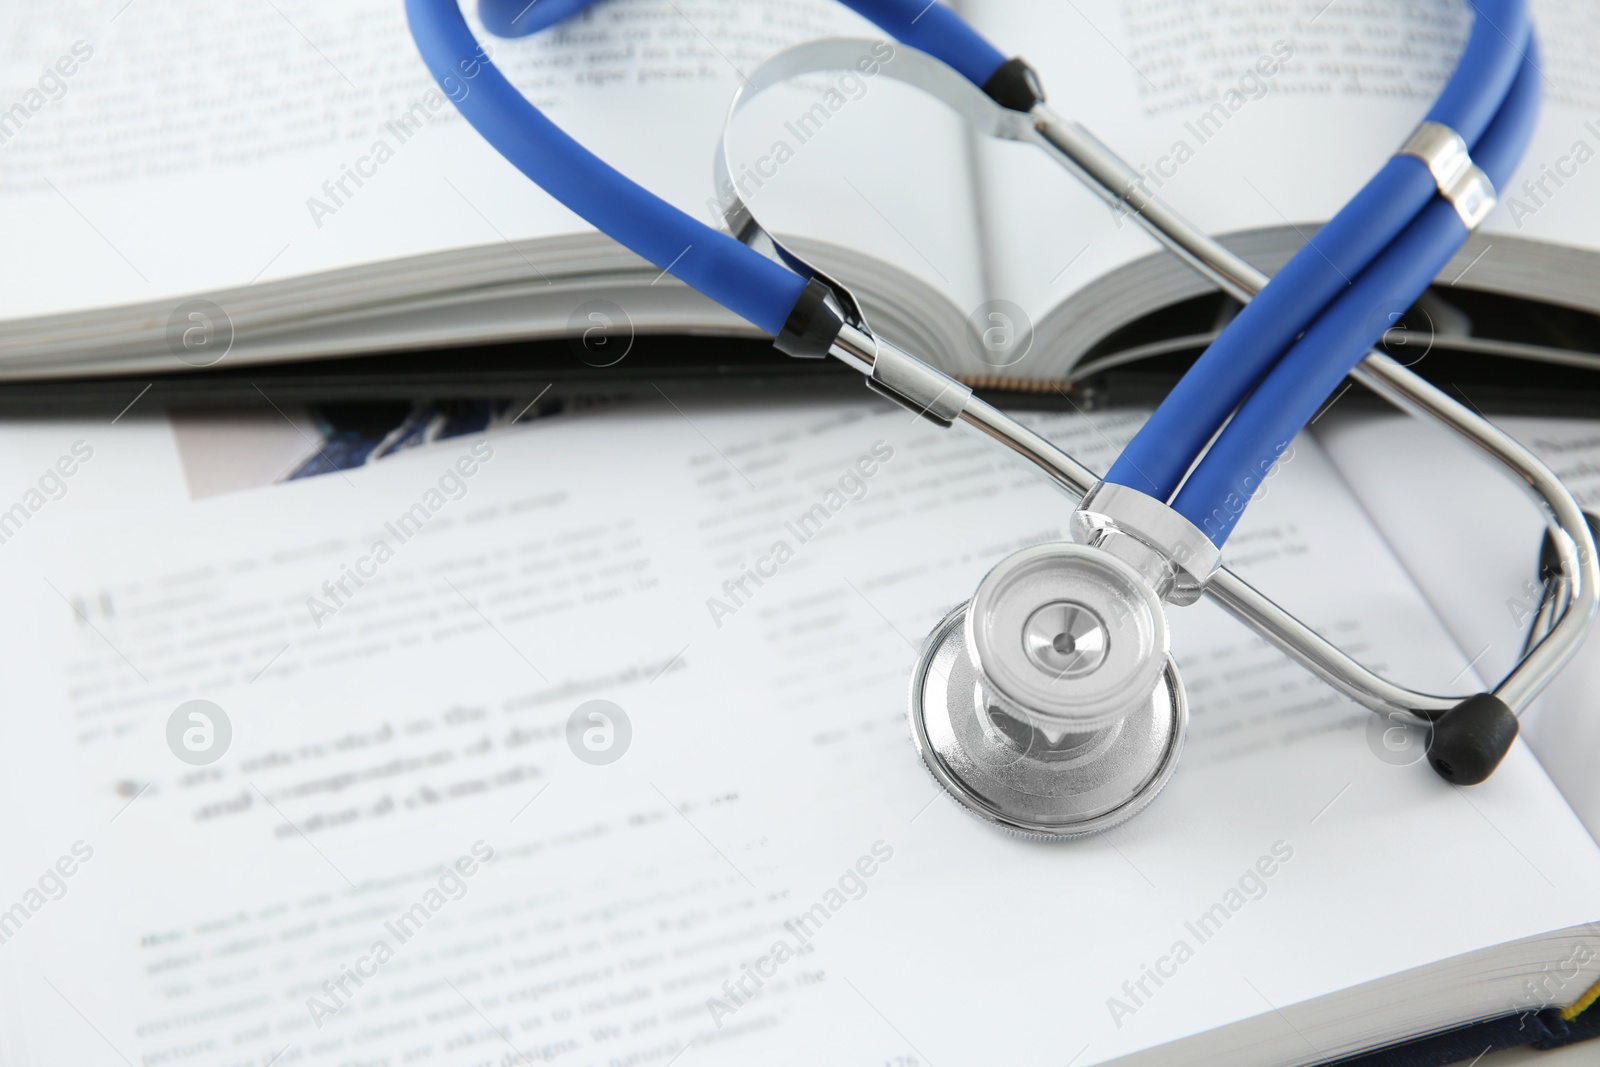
[1427,694,1519,786]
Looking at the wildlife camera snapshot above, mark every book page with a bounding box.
[0,0,984,327]
[960,0,1600,371]
[0,396,1596,1066]
[1317,410,1600,842]
[0,412,187,539]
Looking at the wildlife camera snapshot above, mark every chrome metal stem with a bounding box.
[830,322,877,376]
[1208,571,1454,721]
[958,395,1097,497]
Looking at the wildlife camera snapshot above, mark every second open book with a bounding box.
[5,0,1600,379]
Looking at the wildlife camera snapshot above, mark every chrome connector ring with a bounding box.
[1398,121,1497,230]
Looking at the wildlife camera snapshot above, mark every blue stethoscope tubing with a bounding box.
[1169,43,1544,543]
[408,0,1540,546]
[406,0,1009,337]
[1108,0,1534,523]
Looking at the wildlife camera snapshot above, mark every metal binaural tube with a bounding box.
[1024,103,1596,717]
[1028,110,1265,303]
[736,37,1595,723]
[1349,355,1599,712]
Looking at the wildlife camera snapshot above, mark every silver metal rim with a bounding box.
[909,603,1187,839]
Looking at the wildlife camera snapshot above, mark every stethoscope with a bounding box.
[408,0,1599,837]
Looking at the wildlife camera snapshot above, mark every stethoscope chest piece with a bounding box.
[909,543,1188,838]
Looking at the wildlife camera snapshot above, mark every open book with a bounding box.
[5,0,1600,381]
[0,393,1597,1066]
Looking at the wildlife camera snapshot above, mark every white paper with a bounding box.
[0,0,982,321]
[0,412,187,542]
